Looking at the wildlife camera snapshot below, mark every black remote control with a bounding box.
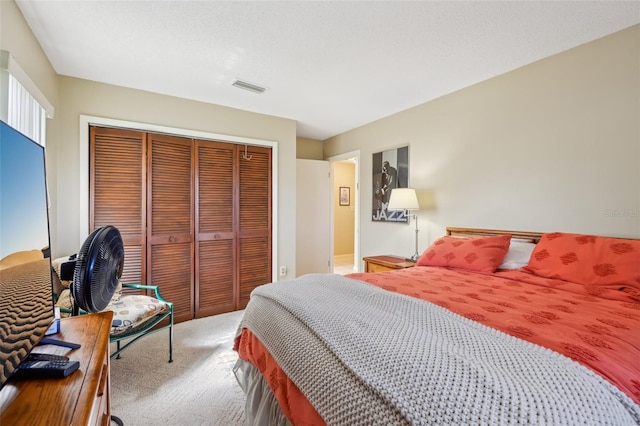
[13,359,80,379]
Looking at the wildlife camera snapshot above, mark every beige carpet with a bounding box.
[110,310,246,425]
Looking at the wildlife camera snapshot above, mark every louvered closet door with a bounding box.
[147,133,194,323]
[238,145,272,308]
[195,140,236,317]
[90,126,146,286]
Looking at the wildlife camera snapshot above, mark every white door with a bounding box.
[296,159,331,277]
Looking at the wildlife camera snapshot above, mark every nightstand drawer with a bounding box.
[367,262,395,273]
[363,255,416,272]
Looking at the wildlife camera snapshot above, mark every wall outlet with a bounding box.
[279,266,287,276]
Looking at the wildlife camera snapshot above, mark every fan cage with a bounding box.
[72,226,124,314]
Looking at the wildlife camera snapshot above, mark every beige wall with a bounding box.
[2,1,299,278]
[296,136,324,160]
[1,0,61,248]
[333,162,355,255]
[325,25,640,262]
[0,1,58,105]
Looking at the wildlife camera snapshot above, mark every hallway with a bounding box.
[333,254,354,275]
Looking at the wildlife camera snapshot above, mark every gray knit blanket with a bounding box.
[237,273,640,425]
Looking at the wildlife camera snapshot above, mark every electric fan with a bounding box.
[71,225,124,316]
[70,225,126,426]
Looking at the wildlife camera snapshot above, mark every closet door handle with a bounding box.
[169,236,177,243]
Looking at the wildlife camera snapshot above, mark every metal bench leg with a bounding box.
[168,309,174,363]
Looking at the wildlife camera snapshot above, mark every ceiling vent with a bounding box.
[232,79,267,94]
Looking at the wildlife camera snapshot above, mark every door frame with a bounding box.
[79,114,279,282]
[328,150,360,273]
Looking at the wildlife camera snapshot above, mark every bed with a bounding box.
[233,227,640,425]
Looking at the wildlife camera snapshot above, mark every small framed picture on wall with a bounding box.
[339,187,350,206]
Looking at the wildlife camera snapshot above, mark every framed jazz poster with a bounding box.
[372,145,409,223]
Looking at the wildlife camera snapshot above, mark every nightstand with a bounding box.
[363,255,416,273]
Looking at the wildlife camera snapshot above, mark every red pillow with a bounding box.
[416,234,511,273]
[523,232,640,289]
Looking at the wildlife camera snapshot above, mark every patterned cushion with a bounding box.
[108,295,170,336]
[416,234,511,273]
[523,232,640,290]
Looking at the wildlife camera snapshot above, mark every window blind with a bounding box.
[8,74,47,145]
[0,50,52,146]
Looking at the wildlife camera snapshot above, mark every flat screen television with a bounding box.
[0,120,55,389]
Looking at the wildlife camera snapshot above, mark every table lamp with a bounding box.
[388,188,420,261]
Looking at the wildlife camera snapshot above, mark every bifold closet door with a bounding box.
[196,143,272,314]
[238,145,272,308]
[90,126,146,287]
[147,133,194,323]
[195,141,236,317]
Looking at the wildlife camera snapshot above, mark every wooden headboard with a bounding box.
[446,227,543,243]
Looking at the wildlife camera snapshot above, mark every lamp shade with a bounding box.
[388,188,419,210]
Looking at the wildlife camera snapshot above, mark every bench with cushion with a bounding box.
[52,256,173,362]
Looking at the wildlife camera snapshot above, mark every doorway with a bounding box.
[329,151,360,274]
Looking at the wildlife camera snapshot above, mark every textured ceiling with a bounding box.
[16,1,640,140]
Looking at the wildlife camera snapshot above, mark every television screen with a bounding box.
[0,120,54,389]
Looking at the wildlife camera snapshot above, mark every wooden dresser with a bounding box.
[363,255,416,272]
[0,311,113,426]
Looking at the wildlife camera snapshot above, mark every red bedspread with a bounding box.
[235,266,640,424]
